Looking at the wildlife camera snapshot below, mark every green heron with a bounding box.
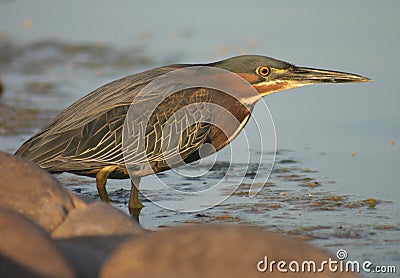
[15,55,369,214]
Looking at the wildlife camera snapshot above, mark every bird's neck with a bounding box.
[207,91,253,151]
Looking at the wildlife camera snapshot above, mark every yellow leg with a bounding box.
[95,165,117,202]
[129,177,143,216]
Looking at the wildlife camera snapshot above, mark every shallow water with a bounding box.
[0,1,399,276]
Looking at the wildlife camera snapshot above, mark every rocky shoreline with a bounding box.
[0,151,357,277]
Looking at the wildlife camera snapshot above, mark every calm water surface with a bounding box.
[0,1,399,276]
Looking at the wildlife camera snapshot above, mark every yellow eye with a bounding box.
[257,66,270,77]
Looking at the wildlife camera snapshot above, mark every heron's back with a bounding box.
[14,65,223,178]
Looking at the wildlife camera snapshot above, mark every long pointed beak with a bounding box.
[286,66,371,84]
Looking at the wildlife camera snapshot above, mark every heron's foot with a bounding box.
[128,207,143,222]
[128,182,143,222]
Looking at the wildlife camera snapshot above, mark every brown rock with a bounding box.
[51,201,145,238]
[0,151,82,232]
[100,224,359,278]
[56,239,107,278]
[52,200,145,264]
[0,208,74,277]
[56,235,133,258]
[65,188,90,209]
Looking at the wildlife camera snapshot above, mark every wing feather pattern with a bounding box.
[16,65,215,177]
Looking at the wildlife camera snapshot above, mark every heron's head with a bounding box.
[211,55,370,99]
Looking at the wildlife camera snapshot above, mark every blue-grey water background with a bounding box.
[0,1,399,276]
